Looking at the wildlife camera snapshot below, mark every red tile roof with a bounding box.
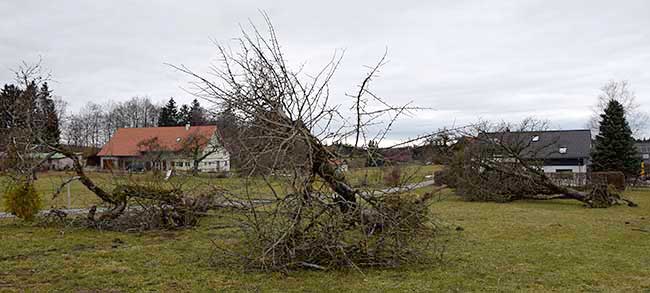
[97,125,218,157]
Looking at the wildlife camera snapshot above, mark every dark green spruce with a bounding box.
[591,99,641,177]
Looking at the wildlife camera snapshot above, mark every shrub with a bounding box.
[433,169,457,188]
[591,171,626,191]
[383,165,402,187]
[214,190,443,271]
[3,181,42,221]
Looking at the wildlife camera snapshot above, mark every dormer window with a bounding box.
[176,137,182,142]
[531,135,540,142]
[559,147,567,154]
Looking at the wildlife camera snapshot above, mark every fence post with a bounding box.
[67,183,71,209]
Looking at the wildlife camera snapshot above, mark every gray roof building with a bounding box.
[636,141,650,165]
[482,129,592,160]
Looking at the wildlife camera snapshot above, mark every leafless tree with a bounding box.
[136,136,167,170]
[63,97,161,147]
[1,61,55,181]
[439,118,637,208]
[589,80,648,136]
[180,132,223,174]
[165,15,443,270]
[33,15,443,270]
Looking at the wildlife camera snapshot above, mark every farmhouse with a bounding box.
[97,125,230,172]
[482,129,592,173]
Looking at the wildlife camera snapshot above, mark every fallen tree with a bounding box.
[170,15,447,271]
[41,143,224,228]
[437,120,637,208]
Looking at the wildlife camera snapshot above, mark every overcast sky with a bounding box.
[1,0,649,142]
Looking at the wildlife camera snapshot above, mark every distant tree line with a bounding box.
[0,69,62,151]
[0,62,65,174]
[158,98,208,127]
[65,97,160,148]
[1,82,61,144]
[63,97,214,148]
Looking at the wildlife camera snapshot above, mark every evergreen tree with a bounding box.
[591,99,641,177]
[158,98,179,126]
[38,82,60,144]
[0,81,61,150]
[178,104,191,126]
[0,84,21,151]
[189,99,206,126]
[0,84,21,129]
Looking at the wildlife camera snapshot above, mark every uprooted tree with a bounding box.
[437,119,637,208]
[18,16,445,270]
[168,16,443,270]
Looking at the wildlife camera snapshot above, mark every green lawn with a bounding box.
[1,165,441,210]
[1,183,649,292]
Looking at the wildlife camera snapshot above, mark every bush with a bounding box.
[591,171,626,191]
[433,169,457,188]
[383,165,402,187]
[3,181,42,221]
[215,190,443,271]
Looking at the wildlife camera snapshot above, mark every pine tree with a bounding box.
[591,99,641,177]
[189,99,206,126]
[0,84,21,129]
[158,98,179,126]
[38,83,60,144]
[178,104,191,126]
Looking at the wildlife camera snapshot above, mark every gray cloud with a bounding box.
[1,0,649,140]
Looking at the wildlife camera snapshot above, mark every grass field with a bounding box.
[0,164,440,210]
[1,169,649,291]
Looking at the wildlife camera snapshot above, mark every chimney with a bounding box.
[185,123,190,131]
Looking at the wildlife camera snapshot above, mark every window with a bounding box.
[559,147,567,154]
[176,137,182,142]
[643,154,649,159]
[531,135,540,142]
[555,169,573,173]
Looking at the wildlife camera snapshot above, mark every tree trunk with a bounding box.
[306,131,357,210]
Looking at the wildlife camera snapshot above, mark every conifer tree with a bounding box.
[38,82,60,144]
[178,104,191,126]
[189,98,206,126]
[158,97,179,126]
[591,99,641,177]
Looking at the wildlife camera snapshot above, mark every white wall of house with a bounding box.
[49,157,75,170]
[170,133,230,172]
[198,133,230,172]
[170,159,194,171]
[542,164,587,173]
